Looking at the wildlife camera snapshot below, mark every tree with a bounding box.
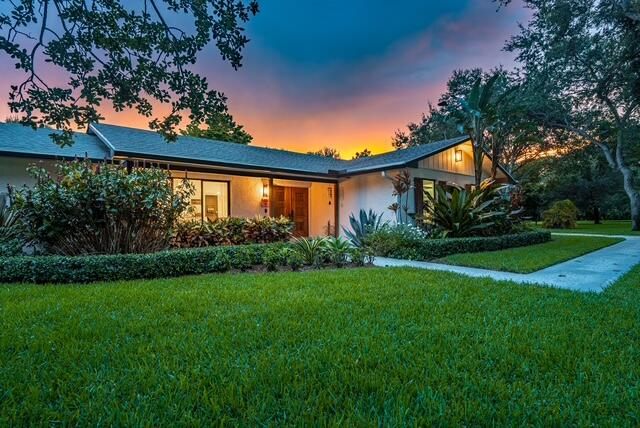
[352,148,372,159]
[449,72,502,186]
[182,111,252,144]
[392,103,458,149]
[308,147,340,159]
[0,0,259,146]
[500,0,640,230]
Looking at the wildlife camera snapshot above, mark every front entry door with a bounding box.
[272,186,309,237]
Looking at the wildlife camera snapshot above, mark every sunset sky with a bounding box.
[0,1,529,159]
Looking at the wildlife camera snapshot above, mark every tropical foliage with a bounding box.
[10,161,192,255]
[342,209,387,247]
[0,203,23,256]
[171,216,293,248]
[422,180,517,238]
[389,170,412,223]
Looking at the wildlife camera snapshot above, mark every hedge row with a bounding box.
[376,231,552,261]
[0,243,286,284]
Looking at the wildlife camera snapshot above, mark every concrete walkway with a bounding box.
[373,234,640,293]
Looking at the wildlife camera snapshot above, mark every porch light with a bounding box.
[455,149,463,162]
[262,181,269,198]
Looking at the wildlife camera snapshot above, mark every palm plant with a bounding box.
[342,209,386,247]
[423,180,507,238]
[451,73,501,186]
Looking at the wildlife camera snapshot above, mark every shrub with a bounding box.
[323,237,352,267]
[0,243,289,284]
[208,252,231,273]
[263,246,285,272]
[348,247,366,266]
[342,209,387,247]
[542,200,579,229]
[370,230,551,261]
[423,179,519,237]
[284,248,304,271]
[10,160,192,255]
[366,223,430,257]
[171,216,293,248]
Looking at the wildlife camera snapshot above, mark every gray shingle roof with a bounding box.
[90,123,349,175]
[89,123,470,176]
[0,122,472,177]
[0,123,109,160]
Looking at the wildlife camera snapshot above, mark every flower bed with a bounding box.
[370,230,551,261]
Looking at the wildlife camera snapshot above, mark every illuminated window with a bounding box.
[173,178,229,223]
[455,149,463,162]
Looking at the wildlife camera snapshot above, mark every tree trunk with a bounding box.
[473,143,484,187]
[591,127,640,231]
[620,165,640,230]
[593,205,601,224]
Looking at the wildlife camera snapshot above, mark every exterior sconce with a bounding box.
[262,182,269,198]
[455,149,463,162]
[328,186,333,205]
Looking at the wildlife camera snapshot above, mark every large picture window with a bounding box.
[173,178,230,223]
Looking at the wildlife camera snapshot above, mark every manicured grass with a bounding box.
[534,219,640,236]
[436,235,623,273]
[2,267,640,425]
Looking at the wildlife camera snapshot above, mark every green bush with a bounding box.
[10,160,192,255]
[284,248,304,271]
[370,230,551,261]
[542,200,579,229]
[208,252,231,273]
[171,216,293,248]
[366,223,430,256]
[0,243,288,284]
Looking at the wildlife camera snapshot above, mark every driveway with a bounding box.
[373,233,640,293]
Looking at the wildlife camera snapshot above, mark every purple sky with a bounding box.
[0,1,530,158]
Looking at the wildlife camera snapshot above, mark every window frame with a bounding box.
[172,177,231,223]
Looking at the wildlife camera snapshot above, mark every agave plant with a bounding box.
[423,179,507,238]
[342,209,386,247]
[291,236,327,266]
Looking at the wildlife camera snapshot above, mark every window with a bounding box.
[173,178,229,223]
[422,179,436,219]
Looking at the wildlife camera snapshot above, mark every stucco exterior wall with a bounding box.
[338,171,396,234]
[0,157,57,191]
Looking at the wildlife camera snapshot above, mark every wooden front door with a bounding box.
[272,186,309,237]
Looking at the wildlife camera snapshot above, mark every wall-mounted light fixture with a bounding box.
[454,149,463,162]
[262,181,269,198]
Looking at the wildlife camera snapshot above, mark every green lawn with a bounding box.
[437,235,623,273]
[1,267,640,425]
[534,219,640,236]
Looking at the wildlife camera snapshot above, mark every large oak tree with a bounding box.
[500,0,640,229]
[0,0,258,145]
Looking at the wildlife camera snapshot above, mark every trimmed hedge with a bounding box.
[0,243,286,284]
[374,231,552,261]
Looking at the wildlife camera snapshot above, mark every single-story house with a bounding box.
[0,122,512,237]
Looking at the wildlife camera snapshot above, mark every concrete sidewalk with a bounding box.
[373,234,640,293]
